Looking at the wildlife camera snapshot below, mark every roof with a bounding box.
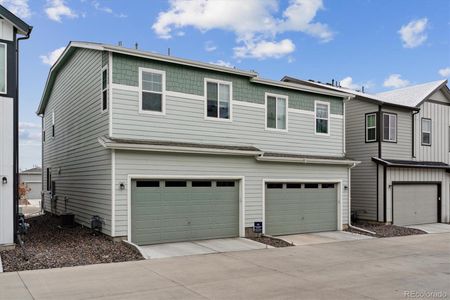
[0,5,32,35]
[37,41,353,115]
[372,157,450,170]
[20,167,42,174]
[376,80,449,107]
[282,76,419,110]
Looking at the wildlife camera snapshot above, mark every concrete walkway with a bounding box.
[138,238,269,259]
[1,233,449,300]
[406,223,450,234]
[278,231,373,246]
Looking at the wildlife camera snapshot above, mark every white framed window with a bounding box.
[365,113,377,142]
[101,66,108,112]
[205,78,232,121]
[52,110,55,138]
[139,67,165,114]
[382,112,397,142]
[315,101,330,135]
[421,118,431,146]
[0,43,6,94]
[265,93,287,131]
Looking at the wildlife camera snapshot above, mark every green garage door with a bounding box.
[265,183,337,236]
[131,180,239,245]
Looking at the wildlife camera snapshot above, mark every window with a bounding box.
[365,113,377,142]
[43,129,45,142]
[216,181,235,187]
[305,183,319,189]
[101,67,108,111]
[46,168,51,191]
[165,181,187,187]
[267,183,283,189]
[321,183,335,189]
[266,93,287,130]
[0,43,6,94]
[192,181,212,187]
[383,113,397,142]
[286,183,302,189]
[315,101,329,134]
[206,80,231,120]
[139,68,165,114]
[421,118,431,146]
[136,181,160,187]
[52,110,55,137]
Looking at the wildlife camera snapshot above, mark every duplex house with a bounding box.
[37,42,358,245]
[0,5,32,247]
[284,77,450,226]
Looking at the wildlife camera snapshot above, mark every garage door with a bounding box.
[131,179,239,245]
[265,183,337,236]
[393,184,438,226]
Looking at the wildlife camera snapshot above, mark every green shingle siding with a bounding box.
[112,53,343,115]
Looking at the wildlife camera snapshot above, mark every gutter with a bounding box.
[347,162,376,235]
[256,154,360,166]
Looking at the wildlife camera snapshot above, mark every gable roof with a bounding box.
[376,80,449,107]
[37,41,353,115]
[282,76,418,110]
[0,5,32,35]
[20,166,42,174]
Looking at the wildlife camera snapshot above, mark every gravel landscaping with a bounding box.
[248,236,294,247]
[0,214,143,272]
[346,221,427,238]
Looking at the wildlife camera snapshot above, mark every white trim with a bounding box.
[382,112,397,142]
[0,43,6,94]
[331,114,343,119]
[265,92,288,132]
[233,100,264,109]
[108,52,113,137]
[138,67,166,115]
[261,178,343,234]
[314,100,330,136]
[204,78,233,122]
[288,108,314,116]
[111,150,116,236]
[365,113,377,143]
[421,118,432,146]
[127,175,246,243]
[111,83,139,92]
[166,90,204,101]
[101,65,109,113]
[256,154,360,166]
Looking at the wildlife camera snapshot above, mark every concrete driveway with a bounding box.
[1,233,449,300]
[406,223,450,234]
[278,231,373,246]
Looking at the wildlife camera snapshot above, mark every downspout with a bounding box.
[411,110,420,158]
[14,29,32,242]
[347,162,376,235]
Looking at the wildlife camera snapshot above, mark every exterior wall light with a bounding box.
[119,183,125,190]
[2,177,7,184]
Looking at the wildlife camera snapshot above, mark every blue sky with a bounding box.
[1,0,449,169]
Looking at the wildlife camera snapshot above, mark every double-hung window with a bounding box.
[421,118,431,146]
[139,68,165,114]
[101,66,108,111]
[266,93,287,130]
[315,101,329,134]
[206,79,231,120]
[365,113,377,142]
[0,43,6,94]
[383,113,397,142]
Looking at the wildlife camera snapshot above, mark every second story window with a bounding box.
[383,113,397,142]
[52,110,55,137]
[421,118,431,146]
[101,67,108,111]
[315,101,330,135]
[139,68,165,114]
[366,113,377,142]
[206,79,231,120]
[0,43,6,94]
[266,93,287,130]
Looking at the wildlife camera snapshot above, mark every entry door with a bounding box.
[0,97,14,244]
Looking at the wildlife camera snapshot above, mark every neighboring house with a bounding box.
[0,5,32,247]
[37,41,358,246]
[283,77,450,226]
[19,167,42,200]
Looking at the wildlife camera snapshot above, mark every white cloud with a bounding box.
[339,77,359,90]
[45,0,77,22]
[91,0,127,18]
[19,122,41,145]
[383,74,410,89]
[0,0,31,18]
[204,41,217,52]
[40,47,66,66]
[234,39,295,59]
[209,60,233,68]
[152,0,332,59]
[398,18,428,48]
[438,67,450,77]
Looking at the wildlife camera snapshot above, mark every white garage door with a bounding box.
[393,184,439,226]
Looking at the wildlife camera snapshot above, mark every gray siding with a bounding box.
[42,49,112,234]
[111,88,344,156]
[381,108,413,160]
[345,99,379,220]
[113,151,350,237]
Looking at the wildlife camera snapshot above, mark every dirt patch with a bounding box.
[346,221,426,238]
[248,236,294,247]
[0,214,143,272]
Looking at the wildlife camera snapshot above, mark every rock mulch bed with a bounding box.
[346,221,426,238]
[248,236,294,247]
[0,214,143,272]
